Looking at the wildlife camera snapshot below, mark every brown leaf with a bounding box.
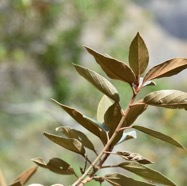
[10,181,22,186]
[129,33,149,77]
[56,126,97,153]
[44,133,86,155]
[143,90,187,110]
[133,125,186,150]
[143,58,187,83]
[47,158,75,175]
[116,151,153,164]
[11,166,37,185]
[119,162,176,186]
[74,64,120,102]
[31,157,47,168]
[125,103,148,127]
[104,102,123,145]
[85,47,136,84]
[104,173,156,186]
[51,99,108,145]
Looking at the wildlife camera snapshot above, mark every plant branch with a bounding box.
[72,93,137,185]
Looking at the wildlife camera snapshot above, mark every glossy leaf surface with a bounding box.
[144,90,187,110]
[133,125,186,150]
[44,133,86,155]
[119,162,176,186]
[143,58,187,83]
[105,173,155,186]
[86,47,136,84]
[129,33,149,76]
[74,64,120,102]
[56,126,96,153]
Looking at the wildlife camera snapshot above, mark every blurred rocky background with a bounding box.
[0,0,187,185]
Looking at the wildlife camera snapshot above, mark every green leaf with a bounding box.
[44,133,86,155]
[85,47,136,84]
[133,125,186,150]
[116,151,153,165]
[104,173,156,186]
[119,162,176,186]
[143,90,187,110]
[51,99,108,145]
[104,102,123,145]
[143,58,187,83]
[47,158,75,175]
[97,95,114,123]
[10,166,38,186]
[129,33,149,76]
[74,64,120,102]
[56,126,97,153]
[32,157,75,175]
[125,102,148,127]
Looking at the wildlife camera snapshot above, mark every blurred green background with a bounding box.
[0,0,187,185]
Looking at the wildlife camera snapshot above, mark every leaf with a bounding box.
[104,102,123,145]
[85,47,136,84]
[129,33,149,77]
[125,103,148,127]
[119,162,176,186]
[51,99,108,145]
[10,181,22,186]
[44,133,86,155]
[143,90,187,110]
[139,77,156,88]
[116,151,153,164]
[143,58,187,83]
[133,125,186,150]
[117,130,137,144]
[74,64,120,102]
[104,173,156,186]
[31,157,47,168]
[47,158,75,175]
[32,158,75,175]
[11,166,37,185]
[97,95,114,123]
[56,126,97,153]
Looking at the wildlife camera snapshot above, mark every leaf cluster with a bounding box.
[9,33,187,186]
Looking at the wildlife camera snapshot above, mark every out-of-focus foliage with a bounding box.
[0,0,187,186]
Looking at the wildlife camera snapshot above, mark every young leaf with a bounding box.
[133,125,186,150]
[104,173,156,186]
[74,64,120,102]
[51,99,108,145]
[11,166,38,186]
[143,58,187,83]
[129,33,149,76]
[143,90,187,110]
[124,103,148,127]
[116,151,153,165]
[97,95,114,123]
[47,158,75,175]
[104,102,123,145]
[56,126,97,153]
[44,133,86,156]
[119,162,176,186]
[85,47,136,84]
